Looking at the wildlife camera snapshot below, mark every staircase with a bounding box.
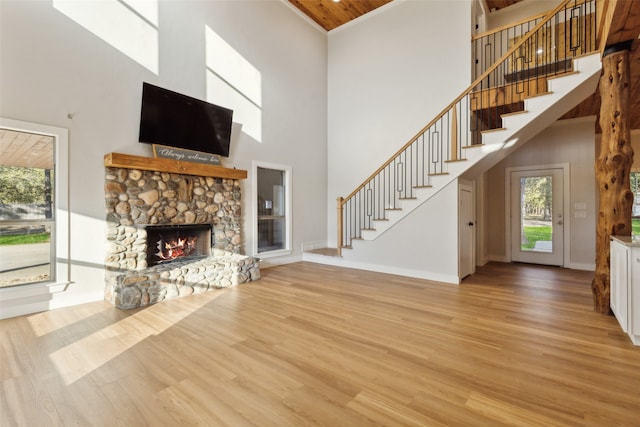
[357,52,601,242]
[306,0,603,278]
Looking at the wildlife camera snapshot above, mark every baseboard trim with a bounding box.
[259,254,303,269]
[567,262,595,271]
[302,252,459,284]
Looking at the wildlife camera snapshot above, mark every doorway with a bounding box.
[507,165,568,266]
[459,182,475,279]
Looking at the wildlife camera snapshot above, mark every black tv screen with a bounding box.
[138,82,233,157]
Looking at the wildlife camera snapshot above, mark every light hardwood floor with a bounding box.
[1,262,639,426]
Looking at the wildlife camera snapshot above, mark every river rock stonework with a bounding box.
[109,248,260,309]
[104,167,259,308]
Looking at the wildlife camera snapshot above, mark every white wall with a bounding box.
[484,117,597,269]
[0,0,327,315]
[342,181,460,283]
[326,0,472,266]
[484,0,556,28]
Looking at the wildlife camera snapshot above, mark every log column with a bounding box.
[592,42,634,314]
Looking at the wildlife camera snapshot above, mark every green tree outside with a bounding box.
[0,166,47,204]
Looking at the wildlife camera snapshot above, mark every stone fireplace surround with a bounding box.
[103,153,259,309]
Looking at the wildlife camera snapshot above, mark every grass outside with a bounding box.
[521,225,551,250]
[0,233,50,246]
[522,220,640,250]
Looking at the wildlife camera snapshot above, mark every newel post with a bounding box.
[592,41,634,314]
[337,197,344,256]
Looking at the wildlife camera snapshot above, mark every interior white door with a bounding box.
[510,168,564,266]
[459,185,475,278]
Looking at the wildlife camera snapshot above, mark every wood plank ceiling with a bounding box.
[288,0,521,31]
[288,0,392,31]
[0,130,54,170]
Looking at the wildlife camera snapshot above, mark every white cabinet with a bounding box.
[610,237,640,345]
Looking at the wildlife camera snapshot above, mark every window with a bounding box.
[253,162,291,256]
[0,118,69,293]
[0,130,55,287]
[632,171,640,234]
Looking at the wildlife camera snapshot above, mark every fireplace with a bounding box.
[145,224,212,267]
[105,159,259,309]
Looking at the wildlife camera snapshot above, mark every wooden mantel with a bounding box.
[104,152,247,180]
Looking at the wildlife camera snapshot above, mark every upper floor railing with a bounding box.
[337,0,599,254]
[472,0,597,84]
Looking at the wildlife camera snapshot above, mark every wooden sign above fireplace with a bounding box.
[104,152,247,180]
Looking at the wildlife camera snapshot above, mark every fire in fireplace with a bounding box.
[145,224,212,267]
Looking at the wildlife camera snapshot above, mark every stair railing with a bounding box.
[473,0,598,82]
[337,0,598,255]
[473,9,551,82]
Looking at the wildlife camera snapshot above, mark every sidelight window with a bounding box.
[632,171,640,234]
[253,162,291,256]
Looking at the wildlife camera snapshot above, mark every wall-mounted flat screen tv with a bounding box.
[138,82,233,157]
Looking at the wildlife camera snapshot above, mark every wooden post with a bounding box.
[337,197,344,256]
[592,42,634,314]
[451,106,458,161]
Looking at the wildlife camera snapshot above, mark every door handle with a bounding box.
[468,222,474,226]
[557,220,563,225]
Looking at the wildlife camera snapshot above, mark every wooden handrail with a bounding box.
[472,10,549,41]
[472,0,593,41]
[341,0,577,204]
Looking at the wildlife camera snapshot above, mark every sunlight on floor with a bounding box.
[44,291,223,385]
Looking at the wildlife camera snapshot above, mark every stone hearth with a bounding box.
[103,154,258,309]
[110,248,259,309]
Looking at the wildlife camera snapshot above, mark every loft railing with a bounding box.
[472,0,597,83]
[337,0,599,254]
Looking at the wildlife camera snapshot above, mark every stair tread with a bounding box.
[428,172,449,176]
[445,158,467,163]
[481,127,506,134]
[501,110,529,118]
[413,185,433,188]
[305,247,341,257]
[524,90,552,100]
[399,197,417,200]
[463,143,485,149]
[547,70,579,80]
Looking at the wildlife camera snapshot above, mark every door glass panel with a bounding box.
[257,167,286,253]
[0,130,55,287]
[632,171,640,235]
[519,175,552,253]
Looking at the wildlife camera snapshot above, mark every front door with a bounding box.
[510,168,564,266]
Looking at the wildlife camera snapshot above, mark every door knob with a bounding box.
[468,222,474,226]
[557,220,563,225]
